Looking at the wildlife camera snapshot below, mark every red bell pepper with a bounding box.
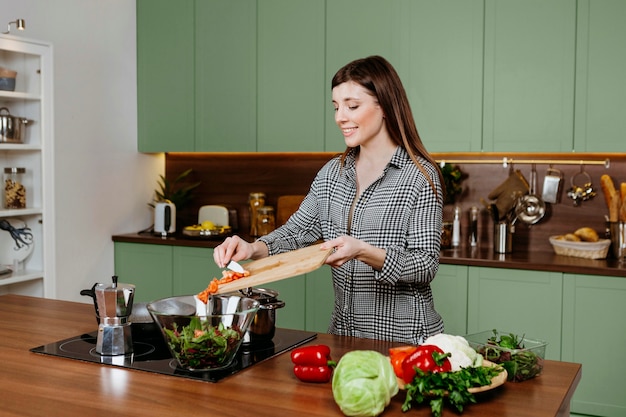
[401,344,452,384]
[290,344,336,383]
[389,346,418,380]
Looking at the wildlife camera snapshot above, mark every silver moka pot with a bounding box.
[87,276,135,356]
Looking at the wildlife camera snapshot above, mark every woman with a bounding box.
[214,55,444,344]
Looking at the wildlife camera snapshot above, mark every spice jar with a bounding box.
[256,206,275,236]
[248,192,266,236]
[4,167,26,209]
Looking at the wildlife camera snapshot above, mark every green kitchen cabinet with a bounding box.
[482,0,576,152]
[574,0,626,152]
[563,273,626,417]
[324,0,405,153]
[114,243,173,302]
[304,265,334,333]
[172,246,222,296]
[431,264,469,336]
[257,0,325,152]
[136,0,195,152]
[194,0,257,152]
[265,266,333,333]
[467,267,562,361]
[404,0,484,153]
[266,274,306,331]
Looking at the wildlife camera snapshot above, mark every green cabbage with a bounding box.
[332,350,399,417]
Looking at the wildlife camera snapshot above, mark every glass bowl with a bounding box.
[465,330,547,382]
[147,295,259,371]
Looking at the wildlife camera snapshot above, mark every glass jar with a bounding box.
[256,206,275,236]
[4,167,26,209]
[248,192,266,236]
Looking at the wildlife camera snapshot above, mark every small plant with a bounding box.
[441,163,465,204]
[151,168,201,210]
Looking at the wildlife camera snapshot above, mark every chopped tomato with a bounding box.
[196,268,251,303]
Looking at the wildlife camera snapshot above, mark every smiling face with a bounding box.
[332,81,388,149]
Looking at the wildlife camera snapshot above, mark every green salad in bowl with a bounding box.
[147,295,259,371]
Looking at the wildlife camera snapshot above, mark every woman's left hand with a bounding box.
[321,236,385,270]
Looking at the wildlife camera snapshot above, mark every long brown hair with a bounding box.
[331,55,444,198]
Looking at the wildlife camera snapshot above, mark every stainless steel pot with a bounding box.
[239,287,285,344]
[0,107,31,143]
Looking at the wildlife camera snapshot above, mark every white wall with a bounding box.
[0,0,162,301]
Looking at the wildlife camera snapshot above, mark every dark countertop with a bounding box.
[113,232,626,277]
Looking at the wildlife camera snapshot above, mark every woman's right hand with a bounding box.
[213,236,268,268]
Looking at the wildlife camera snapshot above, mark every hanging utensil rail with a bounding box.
[437,157,610,169]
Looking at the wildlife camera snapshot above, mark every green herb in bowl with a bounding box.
[465,329,546,382]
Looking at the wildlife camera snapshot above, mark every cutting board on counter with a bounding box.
[215,243,332,294]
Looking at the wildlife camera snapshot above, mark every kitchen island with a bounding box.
[1,294,581,417]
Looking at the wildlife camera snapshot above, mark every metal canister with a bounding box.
[4,167,26,209]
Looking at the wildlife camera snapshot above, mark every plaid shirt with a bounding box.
[259,147,444,344]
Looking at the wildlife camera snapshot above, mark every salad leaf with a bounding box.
[164,317,242,370]
[332,350,399,417]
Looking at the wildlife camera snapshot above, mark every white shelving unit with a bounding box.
[0,35,55,298]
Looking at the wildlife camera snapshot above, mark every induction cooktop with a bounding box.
[31,328,316,383]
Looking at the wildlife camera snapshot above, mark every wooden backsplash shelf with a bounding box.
[166,152,626,253]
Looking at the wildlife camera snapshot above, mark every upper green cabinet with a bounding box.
[137,0,195,152]
[195,0,257,152]
[574,0,626,152]
[137,1,624,153]
[403,0,484,153]
[482,0,576,152]
[257,1,325,152]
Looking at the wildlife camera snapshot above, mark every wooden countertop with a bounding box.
[113,232,626,277]
[1,294,581,417]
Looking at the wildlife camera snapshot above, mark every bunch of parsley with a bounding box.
[401,365,503,417]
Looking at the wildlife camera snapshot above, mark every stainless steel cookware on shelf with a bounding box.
[0,107,32,144]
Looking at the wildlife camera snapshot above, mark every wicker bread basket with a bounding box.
[549,236,611,259]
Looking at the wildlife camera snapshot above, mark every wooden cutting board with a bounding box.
[215,243,332,294]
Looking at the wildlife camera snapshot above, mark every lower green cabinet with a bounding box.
[431,264,469,336]
[305,266,334,333]
[114,243,334,332]
[563,273,626,417]
[114,243,173,302]
[467,267,562,361]
[172,246,222,296]
[253,265,334,333]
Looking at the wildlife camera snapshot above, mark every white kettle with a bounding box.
[154,201,176,237]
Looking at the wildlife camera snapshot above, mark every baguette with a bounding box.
[600,174,619,222]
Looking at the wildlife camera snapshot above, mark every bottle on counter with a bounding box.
[469,206,479,247]
[452,205,461,248]
[248,192,266,236]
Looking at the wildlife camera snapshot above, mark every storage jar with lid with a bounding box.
[4,167,26,209]
[256,206,275,236]
[248,192,266,236]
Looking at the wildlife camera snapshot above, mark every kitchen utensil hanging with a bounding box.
[515,164,546,225]
[541,166,563,204]
[566,165,596,206]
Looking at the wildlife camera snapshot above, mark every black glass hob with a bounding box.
[30,328,316,383]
